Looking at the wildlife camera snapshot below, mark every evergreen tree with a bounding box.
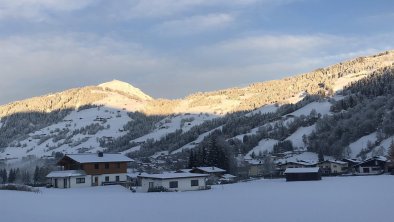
[0,169,7,184]
[8,168,16,183]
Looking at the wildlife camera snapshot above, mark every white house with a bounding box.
[46,170,91,188]
[138,173,208,192]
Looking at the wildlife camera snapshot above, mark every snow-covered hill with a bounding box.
[1,50,394,164]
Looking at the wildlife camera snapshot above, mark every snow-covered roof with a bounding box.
[221,174,237,179]
[194,167,226,173]
[278,161,316,166]
[65,153,133,163]
[284,167,320,174]
[46,170,86,178]
[138,173,209,180]
[320,160,347,165]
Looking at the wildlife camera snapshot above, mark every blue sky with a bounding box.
[0,0,393,104]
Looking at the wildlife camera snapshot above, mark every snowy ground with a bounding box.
[1,175,394,222]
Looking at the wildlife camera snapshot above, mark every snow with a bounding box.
[99,80,153,101]
[132,113,216,143]
[138,173,208,179]
[171,125,223,154]
[289,101,332,117]
[245,104,278,117]
[285,124,315,149]
[245,139,279,158]
[284,167,320,173]
[1,176,394,222]
[65,153,133,163]
[46,170,86,178]
[194,166,226,173]
[348,132,377,158]
[276,152,334,165]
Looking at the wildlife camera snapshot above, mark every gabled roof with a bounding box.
[355,156,388,166]
[63,153,133,163]
[46,170,86,178]
[137,173,208,179]
[320,160,347,165]
[194,167,226,173]
[284,167,320,174]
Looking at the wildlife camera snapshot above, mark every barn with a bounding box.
[284,167,321,182]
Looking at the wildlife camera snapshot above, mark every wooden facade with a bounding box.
[58,155,128,175]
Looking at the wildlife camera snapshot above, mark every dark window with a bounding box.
[76,178,85,184]
[80,165,84,170]
[117,163,121,168]
[94,164,99,169]
[149,182,154,188]
[105,163,109,169]
[116,176,120,182]
[169,181,178,188]
[191,179,199,187]
[105,176,110,182]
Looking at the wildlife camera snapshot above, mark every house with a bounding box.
[219,174,237,184]
[46,152,133,188]
[284,167,321,181]
[342,158,361,173]
[138,173,208,192]
[354,156,388,174]
[318,160,348,175]
[277,161,317,175]
[190,167,226,184]
[248,160,265,177]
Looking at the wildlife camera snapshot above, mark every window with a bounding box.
[76,178,85,184]
[94,164,99,169]
[117,163,121,169]
[105,176,110,182]
[149,182,154,189]
[116,176,120,182]
[169,181,178,188]
[105,163,109,169]
[191,179,199,187]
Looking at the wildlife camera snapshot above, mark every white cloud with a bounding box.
[110,0,259,19]
[0,0,95,21]
[155,13,235,35]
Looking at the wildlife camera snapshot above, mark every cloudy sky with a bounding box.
[0,0,393,104]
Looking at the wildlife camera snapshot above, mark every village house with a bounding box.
[248,160,265,177]
[318,160,348,175]
[46,152,133,188]
[190,166,226,184]
[354,156,388,174]
[342,158,361,173]
[276,161,316,175]
[138,173,208,192]
[284,167,322,182]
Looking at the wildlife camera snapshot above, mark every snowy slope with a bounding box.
[285,124,316,149]
[245,139,279,158]
[348,132,377,158]
[245,104,279,117]
[289,101,331,117]
[0,106,131,161]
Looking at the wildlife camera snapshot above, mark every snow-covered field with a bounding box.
[1,175,394,222]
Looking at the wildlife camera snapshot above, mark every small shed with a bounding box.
[284,167,321,182]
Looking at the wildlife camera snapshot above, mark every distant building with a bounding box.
[284,167,322,181]
[277,161,316,175]
[318,160,348,175]
[138,173,208,192]
[190,166,226,184]
[46,152,133,188]
[354,156,388,174]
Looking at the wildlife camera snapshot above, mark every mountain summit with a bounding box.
[98,80,153,101]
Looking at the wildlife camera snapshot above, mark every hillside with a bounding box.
[1,50,394,167]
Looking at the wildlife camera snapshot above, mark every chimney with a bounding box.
[98,152,103,157]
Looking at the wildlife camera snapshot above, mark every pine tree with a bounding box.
[8,168,16,183]
[0,169,7,184]
[33,166,40,185]
[389,139,394,161]
[318,150,324,162]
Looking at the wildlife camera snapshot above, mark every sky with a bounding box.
[0,0,394,104]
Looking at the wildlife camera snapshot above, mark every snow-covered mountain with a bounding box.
[1,50,394,164]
